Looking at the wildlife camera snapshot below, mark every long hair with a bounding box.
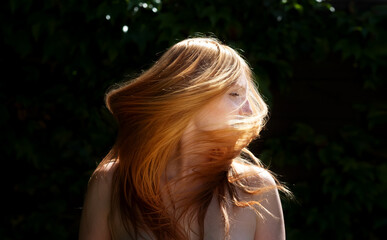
[94,37,288,239]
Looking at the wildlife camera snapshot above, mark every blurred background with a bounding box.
[1,0,387,239]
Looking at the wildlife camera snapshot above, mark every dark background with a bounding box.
[2,0,387,239]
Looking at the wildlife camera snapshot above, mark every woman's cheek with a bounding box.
[228,97,242,111]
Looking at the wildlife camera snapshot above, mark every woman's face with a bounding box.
[193,74,253,131]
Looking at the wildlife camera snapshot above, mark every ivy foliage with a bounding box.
[1,0,386,239]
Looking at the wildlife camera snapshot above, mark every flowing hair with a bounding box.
[93,37,289,239]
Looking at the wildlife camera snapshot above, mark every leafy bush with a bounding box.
[1,0,386,239]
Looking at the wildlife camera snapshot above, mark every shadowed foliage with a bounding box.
[1,0,386,239]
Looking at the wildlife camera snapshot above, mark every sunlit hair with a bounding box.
[94,37,289,239]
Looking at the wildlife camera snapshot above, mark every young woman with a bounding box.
[79,37,290,240]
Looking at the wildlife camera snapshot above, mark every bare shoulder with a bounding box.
[82,160,117,208]
[90,160,117,186]
[231,159,276,188]
[79,160,118,240]
[231,159,286,240]
[84,161,117,199]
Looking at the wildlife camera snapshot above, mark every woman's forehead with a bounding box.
[233,74,248,89]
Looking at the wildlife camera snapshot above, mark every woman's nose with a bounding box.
[240,100,253,116]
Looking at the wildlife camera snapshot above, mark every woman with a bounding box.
[79,37,290,240]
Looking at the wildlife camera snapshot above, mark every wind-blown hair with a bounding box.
[94,37,287,239]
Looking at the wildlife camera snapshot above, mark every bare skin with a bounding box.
[79,75,285,239]
[79,161,285,240]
